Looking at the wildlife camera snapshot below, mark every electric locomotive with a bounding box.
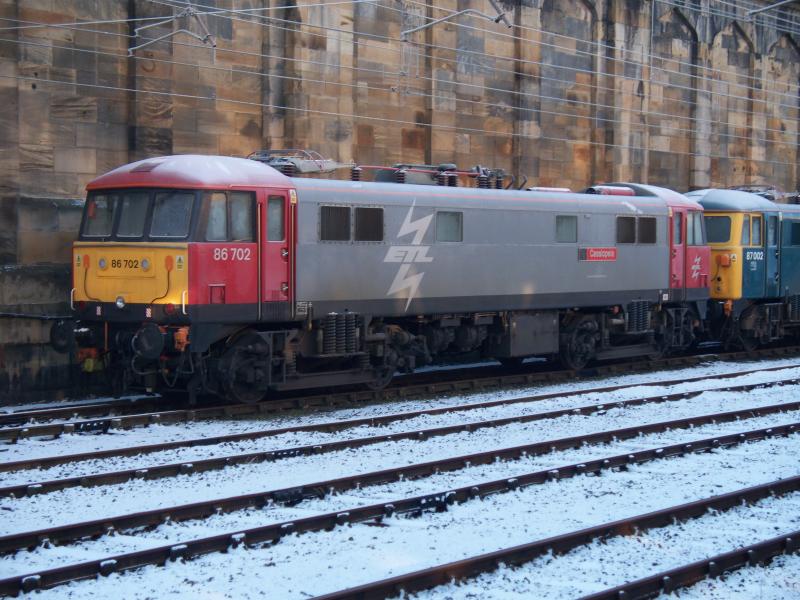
[687,189,800,348]
[52,155,710,403]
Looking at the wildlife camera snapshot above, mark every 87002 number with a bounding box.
[213,248,252,261]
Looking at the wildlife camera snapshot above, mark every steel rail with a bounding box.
[311,475,800,600]
[7,467,800,596]
[5,364,796,473]
[579,530,800,599]
[4,378,799,499]
[2,346,796,441]
[0,356,597,430]
[0,397,161,428]
[1,418,796,557]
[3,423,799,595]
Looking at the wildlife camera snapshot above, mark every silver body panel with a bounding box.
[292,179,671,317]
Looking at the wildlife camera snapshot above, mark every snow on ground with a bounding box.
[11,429,800,598]
[3,383,800,535]
[1,357,799,597]
[3,356,799,464]
[415,491,800,599]
[3,359,800,470]
[673,553,800,599]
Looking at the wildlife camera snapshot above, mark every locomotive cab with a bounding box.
[689,189,790,348]
[56,156,297,399]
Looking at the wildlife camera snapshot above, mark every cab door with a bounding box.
[741,213,766,299]
[260,189,293,319]
[765,213,780,298]
[685,210,709,290]
[190,189,260,322]
[669,209,686,298]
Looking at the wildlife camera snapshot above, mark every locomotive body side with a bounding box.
[293,179,670,316]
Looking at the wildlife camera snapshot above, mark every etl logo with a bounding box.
[691,256,702,280]
[384,204,433,312]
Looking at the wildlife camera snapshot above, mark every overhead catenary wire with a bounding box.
[3,0,796,134]
[2,2,798,169]
[139,0,800,127]
[154,0,800,115]
[3,71,798,170]
[397,0,800,98]
[2,11,798,146]
[6,0,799,101]
[0,0,376,33]
[2,33,795,149]
[152,0,800,127]
[5,0,799,112]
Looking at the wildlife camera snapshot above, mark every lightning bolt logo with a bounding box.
[384,204,434,312]
[397,206,433,245]
[388,265,425,312]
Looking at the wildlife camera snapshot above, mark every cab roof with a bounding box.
[605,183,704,210]
[686,189,778,212]
[86,155,292,191]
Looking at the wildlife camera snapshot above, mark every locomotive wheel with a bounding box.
[364,365,395,391]
[220,331,271,404]
[560,316,598,370]
[737,333,759,352]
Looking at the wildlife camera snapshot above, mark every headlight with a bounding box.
[141,258,151,271]
[98,258,107,270]
[115,296,126,309]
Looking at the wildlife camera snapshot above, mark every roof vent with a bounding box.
[584,185,635,196]
[131,161,161,173]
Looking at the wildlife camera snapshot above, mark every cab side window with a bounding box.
[751,215,762,246]
[230,192,255,242]
[267,196,285,241]
[673,213,682,245]
[742,215,750,245]
[687,212,705,246]
[203,191,255,242]
[768,216,778,246]
[205,193,227,241]
[791,222,800,246]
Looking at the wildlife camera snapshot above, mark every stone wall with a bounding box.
[0,0,799,401]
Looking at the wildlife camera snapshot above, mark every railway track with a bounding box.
[4,375,798,497]
[3,362,797,473]
[580,533,800,599]
[311,476,800,600]
[2,345,797,440]
[2,414,799,595]
[4,358,799,597]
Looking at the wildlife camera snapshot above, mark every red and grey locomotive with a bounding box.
[53,154,710,403]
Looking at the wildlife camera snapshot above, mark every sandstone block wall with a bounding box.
[1,0,799,400]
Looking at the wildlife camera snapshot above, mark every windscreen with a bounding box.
[704,215,731,244]
[82,194,116,237]
[150,192,194,238]
[81,189,197,240]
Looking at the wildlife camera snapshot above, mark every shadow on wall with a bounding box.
[0,196,83,404]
